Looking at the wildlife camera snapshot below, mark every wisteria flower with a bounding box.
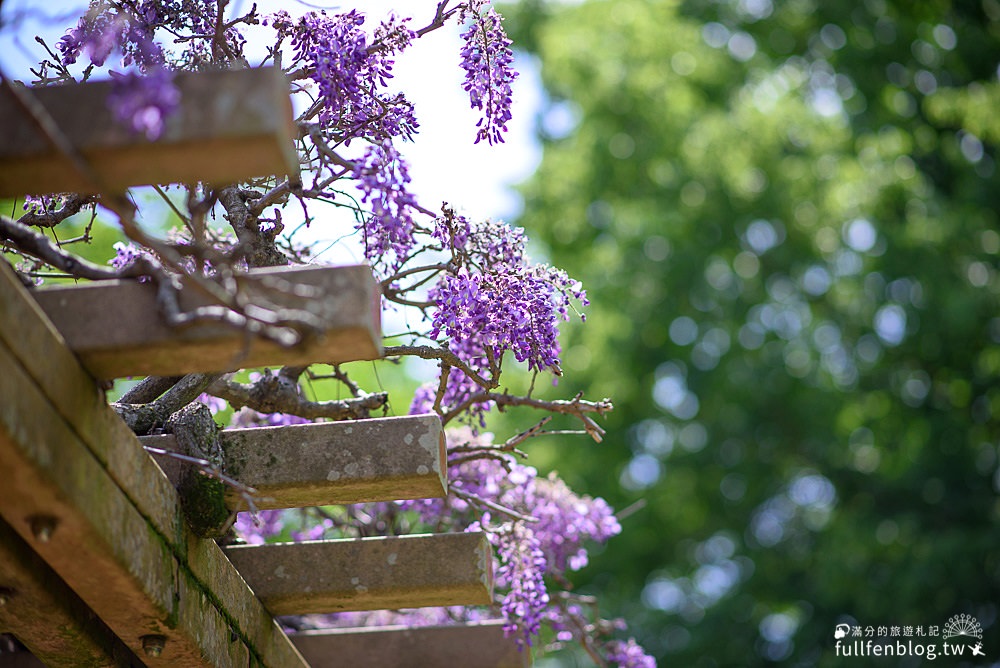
[459,3,518,144]
[57,1,166,71]
[58,12,119,66]
[492,522,549,647]
[233,509,285,545]
[606,638,658,668]
[57,1,180,138]
[279,10,418,141]
[429,217,587,377]
[353,140,420,273]
[107,68,179,139]
[399,429,621,648]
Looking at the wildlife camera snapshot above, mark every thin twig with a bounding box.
[152,184,192,227]
[442,391,612,438]
[18,194,96,228]
[385,344,497,390]
[0,214,154,280]
[452,488,539,523]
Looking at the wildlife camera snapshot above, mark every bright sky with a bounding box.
[0,0,544,223]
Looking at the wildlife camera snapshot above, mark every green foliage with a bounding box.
[503,0,1000,663]
[925,82,1000,144]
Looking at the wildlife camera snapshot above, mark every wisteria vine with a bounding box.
[1,1,653,665]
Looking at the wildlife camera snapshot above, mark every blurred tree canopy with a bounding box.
[502,0,1000,664]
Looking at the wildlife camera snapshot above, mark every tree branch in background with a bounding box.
[18,194,97,228]
[447,417,548,467]
[119,375,184,404]
[207,371,388,420]
[113,372,221,434]
[451,488,539,524]
[218,185,288,268]
[444,392,612,441]
[0,214,155,280]
[415,0,461,38]
[385,344,498,390]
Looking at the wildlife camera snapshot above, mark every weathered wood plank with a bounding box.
[0,338,246,666]
[224,532,494,616]
[0,260,184,543]
[290,622,529,668]
[0,261,307,668]
[142,414,446,510]
[32,263,382,379]
[0,67,299,197]
[0,653,45,668]
[0,517,137,668]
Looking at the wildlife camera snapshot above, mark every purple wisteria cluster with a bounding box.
[430,261,587,374]
[352,140,419,272]
[459,1,519,144]
[107,68,180,138]
[271,9,418,143]
[605,638,658,668]
[262,8,430,277]
[430,214,588,374]
[398,428,621,648]
[233,509,285,545]
[490,521,550,645]
[58,2,162,70]
[58,0,237,69]
[110,240,148,272]
[407,212,588,424]
[54,0,198,138]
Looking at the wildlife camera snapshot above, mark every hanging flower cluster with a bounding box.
[273,9,418,142]
[491,521,550,646]
[413,213,589,424]
[399,430,620,647]
[393,211,590,431]
[459,1,519,144]
[352,140,419,272]
[430,260,587,374]
[605,638,658,668]
[57,1,165,70]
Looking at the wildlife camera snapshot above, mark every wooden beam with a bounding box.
[290,621,529,668]
[31,263,382,379]
[0,653,45,668]
[0,261,307,668]
[142,414,447,510]
[0,67,299,197]
[0,335,248,666]
[0,517,138,668]
[223,532,494,616]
